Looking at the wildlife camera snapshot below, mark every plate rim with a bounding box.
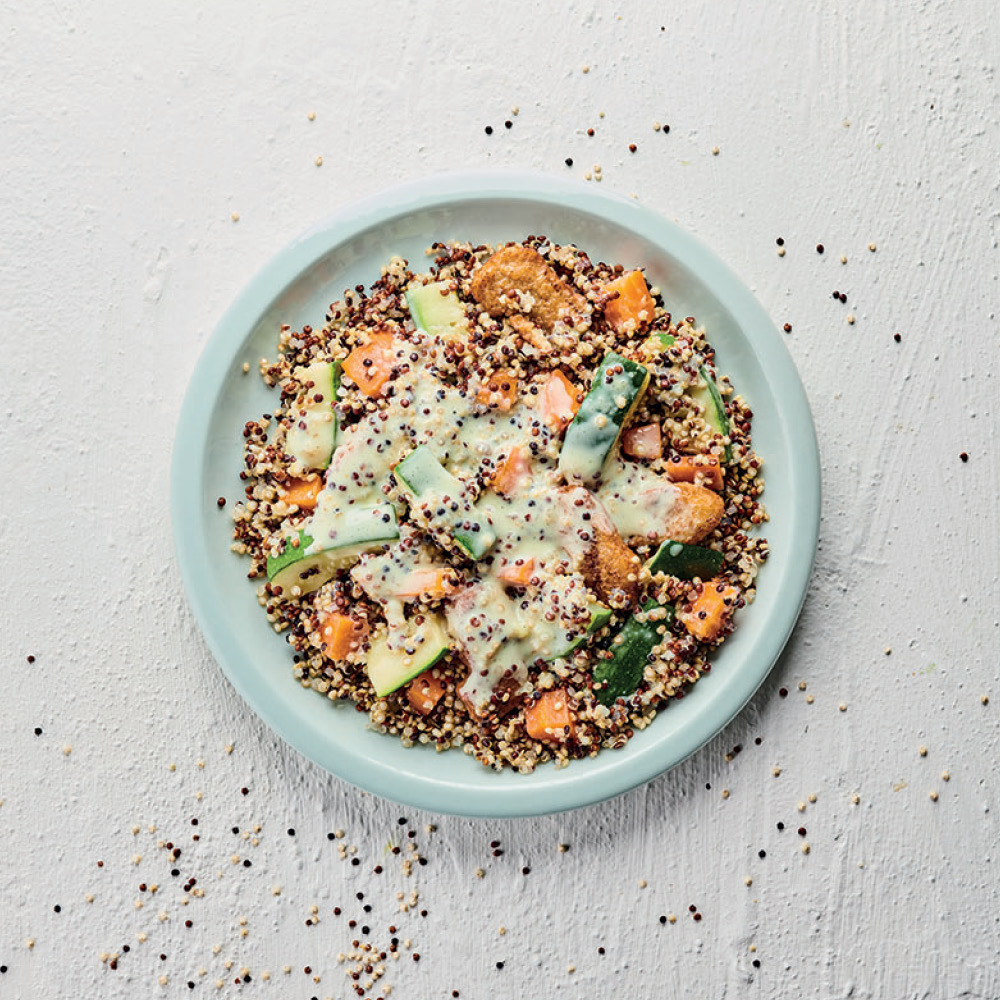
[171,169,821,817]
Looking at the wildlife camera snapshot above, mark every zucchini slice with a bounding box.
[558,352,650,486]
[547,604,613,661]
[647,539,724,581]
[266,503,398,596]
[367,614,452,697]
[285,361,340,470]
[406,282,469,341]
[395,446,496,560]
[689,365,732,462]
[592,601,674,706]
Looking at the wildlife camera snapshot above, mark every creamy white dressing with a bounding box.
[295,343,620,711]
[595,457,680,541]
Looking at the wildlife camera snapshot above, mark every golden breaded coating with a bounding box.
[470,245,588,333]
[663,482,725,545]
[557,487,640,606]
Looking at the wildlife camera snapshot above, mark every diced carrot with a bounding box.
[623,423,662,459]
[318,612,369,660]
[278,476,323,510]
[406,668,447,715]
[525,689,575,743]
[677,579,739,641]
[394,567,458,600]
[665,455,724,491]
[490,445,532,496]
[603,269,656,332]
[497,557,535,587]
[342,332,398,398]
[476,371,519,410]
[539,370,581,432]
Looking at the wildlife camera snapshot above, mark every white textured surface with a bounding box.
[2,2,999,997]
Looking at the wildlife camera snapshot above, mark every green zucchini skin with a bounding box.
[366,614,452,698]
[647,540,724,581]
[558,353,650,486]
[265,502,399,596]
[592,601,674,706]
[284,360,340,470]
[395,446,496,560]
[690,365,732,462]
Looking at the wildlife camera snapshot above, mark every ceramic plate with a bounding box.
[171,171,820,817]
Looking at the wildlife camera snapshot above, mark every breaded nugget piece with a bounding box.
[470,245,588,333]
[557,486,640,606]
[662,482,725,545]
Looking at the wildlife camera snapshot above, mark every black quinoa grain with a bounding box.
[496,961,504,970]
[26,655,35,663]
[243,859,251,867]
[798,827,807,836]
[241,787,249,796]
[816,244,824,253]
[484,126,493,135]
[217,497,226,507]
[351,857,360,866]
[779,688,788,698]
[521,866,530,875]
[894,333,901,342]
[776,237,784,246]
[565,157,573,167]
[758,850,766,858]
[504,120,512,129]
[752,958,761,968]
[777,822,784,831]
[287,828,295,836]
[659,915,667,924]
[33,727,42,736]
[53,905,61,913]
[960,452,969,462]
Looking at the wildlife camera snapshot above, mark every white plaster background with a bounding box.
[2,2,999,997]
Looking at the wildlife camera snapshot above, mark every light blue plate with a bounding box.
[171,171,820,818]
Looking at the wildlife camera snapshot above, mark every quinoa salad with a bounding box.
[230,239,768,772]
